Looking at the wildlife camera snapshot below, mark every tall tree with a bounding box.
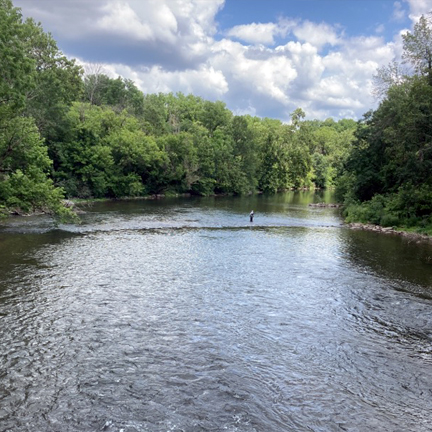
[21,17,83,136]
[0,0,74,218]
[402,14,432,85]
[0,0,35,118]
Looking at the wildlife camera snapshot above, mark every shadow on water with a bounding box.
[341,227,432,293]
[1,191,432,431]
[70,190,332,216]
[0,231,79,297]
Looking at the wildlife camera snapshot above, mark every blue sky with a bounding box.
[13,0,432,121]
[218,0,407,37]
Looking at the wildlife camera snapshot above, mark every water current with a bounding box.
[0,192,431,431]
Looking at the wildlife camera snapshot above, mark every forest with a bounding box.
[1,0,432,232]
[336,15,432,233]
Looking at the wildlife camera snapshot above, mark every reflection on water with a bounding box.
[344,228,432,289]
[0,192,431,432]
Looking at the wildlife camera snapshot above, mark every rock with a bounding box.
[308,202,342,208]
[63,200,75,208]
[348,222,432,244]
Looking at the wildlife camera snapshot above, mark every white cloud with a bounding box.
[211,40,298,104]
[293,21,341,49]
[375,24,385,34]
[13,0,411,120]
[226,22,279,45]
[393,1,406,21]
[225,18,295,45]
[405,0,432,23]
[96,1,178,43]
[14,0,225,68]
[83,61,229,100]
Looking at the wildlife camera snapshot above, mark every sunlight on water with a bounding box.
[1,193,432,431]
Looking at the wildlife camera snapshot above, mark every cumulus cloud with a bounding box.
[225,18,295,45]
[293,21,342,49]
[96,1,178,43]
[138,65,230,99]
[393,1,406,21]
[226,22,279,45]
[14,0,225,69]
[12,0,420,120]
[405,0,432,23]
[78,60,229,101]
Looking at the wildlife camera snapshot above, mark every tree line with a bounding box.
[5,0,432,233]
[0,0,356,219]
[335,14,432,233]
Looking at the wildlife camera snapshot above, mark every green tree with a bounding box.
[56,103,166,198]
[0,0,35,118]
[0,117,69,217]
[258,119,291,193]
[402,14,432,84]
[83,73,144,115]
[198,100,232,136]
[21,17,83,137]
[338,49,432,229]
[157,132,199,193]
[232,115,259,192]
[142,93,169,136]
[0,0,73,218]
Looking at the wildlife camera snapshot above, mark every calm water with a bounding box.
[1,192,432,432]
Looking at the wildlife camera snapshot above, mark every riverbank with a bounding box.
[308,202,342,208]
[349,222,432,244]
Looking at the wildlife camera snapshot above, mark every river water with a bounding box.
[1,192,431,432]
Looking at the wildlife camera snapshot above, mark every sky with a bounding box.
[12,0,432,121]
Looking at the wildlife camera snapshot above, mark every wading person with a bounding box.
[250,210,254,222]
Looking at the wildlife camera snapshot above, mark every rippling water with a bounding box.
[1,193,432,431]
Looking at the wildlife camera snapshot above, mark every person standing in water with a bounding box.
[250,210,254,222]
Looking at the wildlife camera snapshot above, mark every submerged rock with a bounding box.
[349,223,432,244]
[308,203,342,208]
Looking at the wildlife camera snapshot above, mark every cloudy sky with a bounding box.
[13,0,432,121]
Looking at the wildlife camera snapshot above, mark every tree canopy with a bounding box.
[0,0,357,219]
[337,14,432,232]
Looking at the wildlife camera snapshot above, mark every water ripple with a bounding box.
[1,198,432,431]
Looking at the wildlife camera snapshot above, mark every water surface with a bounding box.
[1,192,431,431]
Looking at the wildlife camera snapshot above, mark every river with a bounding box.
[0,192,431,432]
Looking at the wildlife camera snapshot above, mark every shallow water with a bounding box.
[1,193,432,431]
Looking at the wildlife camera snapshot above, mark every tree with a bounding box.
[0,0,35,118]
[55,103,166,198]
[21,17,83,136]
[258,119,291,193]
[0,116,71,217]
[0,0,74,218]
[158,133,199,192]
[402,14,432,85]
[142,93,169,136]
[83,73,144,115]
[197,100,232,136]
[232,116,259,192]
[373,61,405,99]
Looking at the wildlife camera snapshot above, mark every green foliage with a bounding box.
[83,74,144,115]
[0,0,35,117]
[338,15,432,230]
[158,132,199,192]
[258,122,291,193]
[402,15,432,84]
[54,103,166,198]
[0,0,75,219]
[21,18,83,136]
[0,117,73,219]
[0,0,357,219]
[308,119,356,189]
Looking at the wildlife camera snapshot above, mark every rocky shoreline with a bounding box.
[308,203,342,208]
[349,222,432,244]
